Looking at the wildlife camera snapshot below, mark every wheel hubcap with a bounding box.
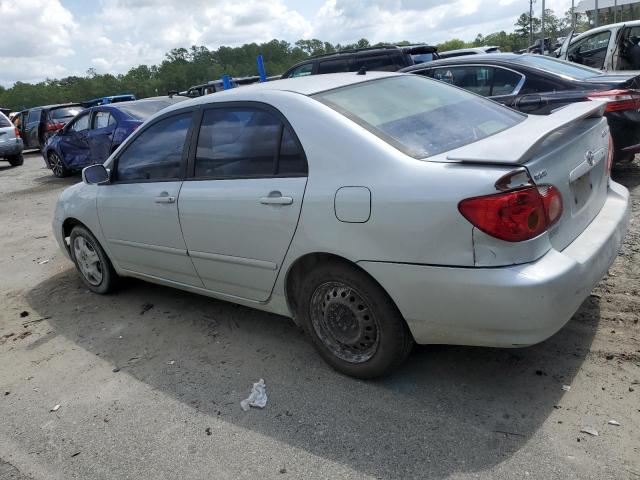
[50,153,63,176]
[73,236,103,286]
[310,282,379,363]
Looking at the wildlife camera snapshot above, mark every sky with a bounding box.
[0,0,574,87]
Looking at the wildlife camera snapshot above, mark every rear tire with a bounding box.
[8,153,23,166]
[49,151,70,178]
[297,260,413,379]
[69,225,119,294]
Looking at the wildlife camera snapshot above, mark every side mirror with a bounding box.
[82,164,110,185]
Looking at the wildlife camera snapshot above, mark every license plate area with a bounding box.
[570,171,594,214]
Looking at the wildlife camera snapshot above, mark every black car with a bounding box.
[14,103,84,150]
[281,45,438,79]
[401,53,640,163]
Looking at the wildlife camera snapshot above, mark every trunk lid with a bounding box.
[446,101,610,251]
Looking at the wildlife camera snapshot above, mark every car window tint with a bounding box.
[433,66,493,96]
[195,108,281,177]
[278,126,307,175]
[27,110,40,123]
[491,68,523,96]
[318,59,350,74]
[0,112,10,127]
[289,63,313,77]
[354,54,397,71]
[116,112,191,182]
[314,75,524,159]
[51,107,82,120]
[71,114,90,132]
[93,111,114,129]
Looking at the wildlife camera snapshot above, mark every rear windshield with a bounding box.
[511,55,601,79]
[117,99,185,120]
[313,75,524,158]
[51,107,83,119]
[0,112,10,127]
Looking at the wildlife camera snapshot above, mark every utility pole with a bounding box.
[541,0,546,54]
[572,0,575,29]
[595,0,599,27]
[529,0,534,47]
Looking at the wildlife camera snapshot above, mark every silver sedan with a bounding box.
[53,72,630,378]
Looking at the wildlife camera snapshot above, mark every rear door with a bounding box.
[178,104,308,301]
[58,112,91,168]
[89,109,117,164]
[97,109,203,286]
[25,109,42,148]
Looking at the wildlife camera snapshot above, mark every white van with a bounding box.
[558,20,640,71]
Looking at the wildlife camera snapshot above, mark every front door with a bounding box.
[178,106,308,301]
[97,110,203,287]
[89,109,117,164]
[59,112,91,168]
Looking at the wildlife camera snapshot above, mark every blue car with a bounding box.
[43,96,187,177]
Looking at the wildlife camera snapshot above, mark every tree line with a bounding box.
[0,7,599,111]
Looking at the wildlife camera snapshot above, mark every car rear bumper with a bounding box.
[359,181,630,347]
[0,138,23,157]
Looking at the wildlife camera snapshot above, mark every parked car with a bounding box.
[43,96,188,177]
[180,76,277,97]
[280,45,438,78]
[81,94,137,108]
[438,46,500,59]
[401,53,640,162]
[558,20,640,71]
[0,111,24,166]
[14,103,84,151]
[53,72,629,378]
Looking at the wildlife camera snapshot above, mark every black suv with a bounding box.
[14,103,83,150]
[280,45,439,79]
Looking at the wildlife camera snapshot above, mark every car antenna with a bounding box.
[357,66,367,75]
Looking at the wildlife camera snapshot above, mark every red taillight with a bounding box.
[458,185,563,242]
[587,89,640,112]
[46,122,64,132]
[14,127,20,137]
[606,133,614,176]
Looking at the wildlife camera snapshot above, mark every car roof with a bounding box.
[27,103,82,111]
[400,53,522,71]
[571,20,640,40]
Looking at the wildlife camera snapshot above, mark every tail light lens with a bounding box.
[606,133,614,176]
[458,185,563,242]
[587,89,640,112]
[46,122,64,132]
[14,127,20,137]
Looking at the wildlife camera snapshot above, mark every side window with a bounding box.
[93,111,115,129]
[318,58,350,74]
[194,107,307,178]
[354,54,398,72]
[433,66,492,96]
[71,114,90,132]
[568,31,611,69]
[491,68,523,96]
[27,110,40,123]
[116,112,191,182]
[289,63,313,77]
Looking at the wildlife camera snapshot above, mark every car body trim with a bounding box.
[188,250,278,270]
[108,238,187,256]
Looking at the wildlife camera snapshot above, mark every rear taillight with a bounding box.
[587,89,640,112]
[46,122,64,132]
[606,133,614,176]
[458,185,563,242]
[14,127,20,137]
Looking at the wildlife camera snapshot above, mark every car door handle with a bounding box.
[260,195,293,205]
[154,194,176,204]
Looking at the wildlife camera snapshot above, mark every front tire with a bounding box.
[69,225,119,294]
[298,261,413,379]
[7,153,23,166]
[49,151,70,178]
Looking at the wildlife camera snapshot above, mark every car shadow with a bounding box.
[25,268,599,479]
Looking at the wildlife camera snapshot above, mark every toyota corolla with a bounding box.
[53,72,630,378]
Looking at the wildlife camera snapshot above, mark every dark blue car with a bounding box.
[43,96,187,177]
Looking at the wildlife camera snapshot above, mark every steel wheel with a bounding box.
[72,235,103,286]
[310,281,380,364]
[49,152,66,177]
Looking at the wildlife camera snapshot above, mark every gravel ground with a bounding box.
[0,152,638,480]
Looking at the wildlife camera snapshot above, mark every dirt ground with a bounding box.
[0,152,639,480]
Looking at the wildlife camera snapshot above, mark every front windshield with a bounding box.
[511,55,602,79]
[313,75,524,159]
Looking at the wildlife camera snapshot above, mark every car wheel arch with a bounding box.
[62,218,91,252]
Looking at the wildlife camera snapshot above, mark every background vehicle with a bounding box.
[81,94,137,108]
[402,53,640,162]
[0,111,24,166]
[280,45,438,78]
[43,96,187,177]
[558,20,640,71]
[14,103,83,150]
[180,76,277,97]
[438,46,500,59]
[0,107,10,116]
[54,72,628,378]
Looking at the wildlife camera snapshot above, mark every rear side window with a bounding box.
[51,107,82,120]
[0,113,10,127]
[433,66,493,96]
[314,75,524,159]
[354,54,399,72]
[318,58,350,74]
[27,110,40,123]
[116,112,191,182]
[288,63,313,77]
[491,68,523,96]
[194,107,306,178]
[93,111,116,129]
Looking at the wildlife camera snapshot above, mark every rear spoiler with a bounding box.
[445,101,607,165]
